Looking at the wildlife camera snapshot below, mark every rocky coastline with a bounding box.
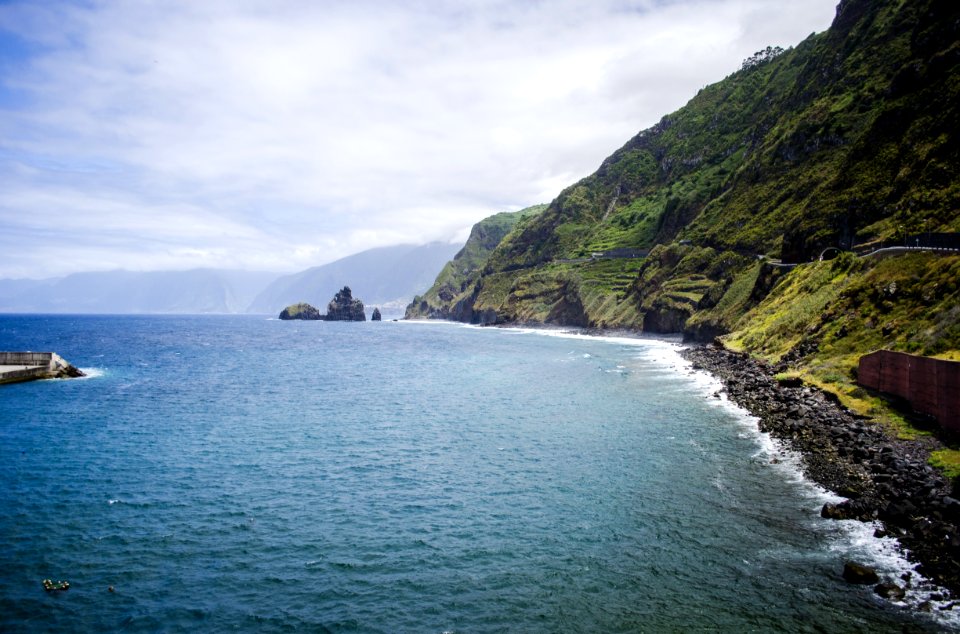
[681,343,960,605]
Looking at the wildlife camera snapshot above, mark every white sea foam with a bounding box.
[500,325,959,627]
[77,367,106,380]
[395,318,465,327]
[667,341,960,628]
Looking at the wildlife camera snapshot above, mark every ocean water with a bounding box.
[0,314,953,632]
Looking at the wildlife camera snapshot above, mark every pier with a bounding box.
[0,352,84,385]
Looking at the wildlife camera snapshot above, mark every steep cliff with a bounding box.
[405,204,545,321]
[415,0,959,340]
[410,0,960,434]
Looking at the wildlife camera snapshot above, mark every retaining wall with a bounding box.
[0,352,54,365]
[858,350,960,433]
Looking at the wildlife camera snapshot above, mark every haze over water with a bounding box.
[0,315,949,632]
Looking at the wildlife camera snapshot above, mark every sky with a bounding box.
[0,0,839,279]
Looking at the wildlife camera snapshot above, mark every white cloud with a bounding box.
[0,0,838,278]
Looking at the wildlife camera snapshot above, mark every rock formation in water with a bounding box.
[371,307,382,321]
[324,286,366,321]
[278,288,368,321]
[279,302,322,320]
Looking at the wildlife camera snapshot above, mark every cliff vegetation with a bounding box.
[408,0,960,444]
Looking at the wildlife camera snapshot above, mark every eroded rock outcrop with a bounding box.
[279,302,322,320]
[325,286,366,321]
[278,287,367,321]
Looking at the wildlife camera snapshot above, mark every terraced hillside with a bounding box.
[409,0,960,439]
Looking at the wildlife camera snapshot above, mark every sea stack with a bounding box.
[371,307,382,321]
[278,289,367,321]
[324,286,366,321]
[279,302,322,320]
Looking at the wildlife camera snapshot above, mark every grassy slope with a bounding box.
[723,253,960,437]
[467,0,959,326]
[405,205,546,319]
[413,0,960,456]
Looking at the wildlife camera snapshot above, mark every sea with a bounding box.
[0,314,956,633]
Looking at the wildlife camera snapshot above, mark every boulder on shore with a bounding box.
[843,561,880,585]
[279,302,322,320]
[325,286,366,321]
[875,582,906,600]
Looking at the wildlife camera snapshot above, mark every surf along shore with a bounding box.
[411,319,960,608]
[681,343,960,607]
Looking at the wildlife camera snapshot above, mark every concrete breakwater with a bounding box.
[0,352,85,385]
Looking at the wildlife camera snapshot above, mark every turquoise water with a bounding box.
[0,315,949,632]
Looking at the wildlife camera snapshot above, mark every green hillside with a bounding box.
[405,204,546,321]
[411,0,960,438]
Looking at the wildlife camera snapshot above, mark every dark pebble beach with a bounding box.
[682,343,960,603]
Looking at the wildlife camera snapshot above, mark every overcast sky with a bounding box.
[0,0,838,279]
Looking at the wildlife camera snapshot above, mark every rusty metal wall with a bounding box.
[858,350,960,433]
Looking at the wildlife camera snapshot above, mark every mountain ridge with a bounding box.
[248,241,461,316]
[0,268,280,314]
[0,241,463,315]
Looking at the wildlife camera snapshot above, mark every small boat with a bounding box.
[42,579,70,592]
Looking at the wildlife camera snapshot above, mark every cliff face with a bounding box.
[411,0,960,419]
[415,0,960,335]
[405,204,545,321]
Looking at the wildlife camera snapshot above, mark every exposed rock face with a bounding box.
[843,562,880,585]
[278,288,368,321]
[371,307,382,321]
[325,286,366,321]
[874,582,906,600]
[279,302,322,320]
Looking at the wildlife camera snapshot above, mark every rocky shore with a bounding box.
[681,343,960,604]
